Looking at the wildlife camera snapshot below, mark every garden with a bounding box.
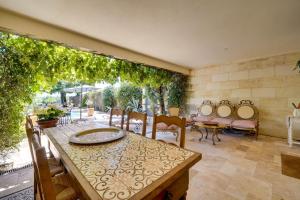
[0,31,188,167]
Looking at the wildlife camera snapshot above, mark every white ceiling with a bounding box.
[0,0,300,69]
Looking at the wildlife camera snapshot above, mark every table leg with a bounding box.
[198,128,203,141]
[205,128,208,139]
[216,129,221,142]
[212,128,216,145]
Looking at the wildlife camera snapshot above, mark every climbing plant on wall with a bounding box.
[167,74,189,109]
[0,31,188,156]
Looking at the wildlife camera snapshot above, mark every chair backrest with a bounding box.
[152,115,186,148]
[109,108,125,129]
[198,100,215,116]
[168,107,180,117]
[26,115,41,144]
[25,118,41,162]
[235,100,258,120]
[31,134,56,200]
[25,126,43,200]
[26,115,34,128]
[215,100,234,118]
[126,111,147,136]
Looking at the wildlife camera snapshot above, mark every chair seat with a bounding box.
[128,123,143,133]
[194,116,213,123]
[52,174,77,200]
[48,158,64,176]
[211,118,233,126]
[156,123,178,131]
[232,120,257,129]
[111,118,123,127]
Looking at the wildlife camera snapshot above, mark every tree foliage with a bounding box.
[50,81,80,104]
[167,74,188,109]
[116,84,143,110]
[0,31,188,156]
[102,86,116,111]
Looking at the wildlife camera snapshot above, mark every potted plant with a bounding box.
[294,60,300,72]
[87,99,94,116]
[35,105,65,129]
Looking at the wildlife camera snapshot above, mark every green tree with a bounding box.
[116,84,142,110]
[50,81,80,105]
[102,86,116,111]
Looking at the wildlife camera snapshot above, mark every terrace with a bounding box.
[0,1,300,200]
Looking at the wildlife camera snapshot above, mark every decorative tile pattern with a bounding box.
[46,123,194,200]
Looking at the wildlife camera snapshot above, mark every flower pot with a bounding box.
[37,118,59,129]
[88,108,94,116]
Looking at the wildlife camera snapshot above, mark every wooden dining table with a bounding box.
[44,122,201,200]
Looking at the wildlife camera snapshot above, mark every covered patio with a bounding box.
[1,1,300,200]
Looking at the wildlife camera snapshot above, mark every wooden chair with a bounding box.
[152,115,186,148]
[26,115,41,143]
[25,124,64,199]
[31,134,78,200]
[109,108,125,129]
[126,111,147,136]
[26,116,63,174]
[155,107,181,140]
[231,100,259,139]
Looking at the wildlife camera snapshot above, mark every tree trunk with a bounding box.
[158,86,166,114]
[60,92,67,105]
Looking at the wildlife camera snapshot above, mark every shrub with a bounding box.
[0,37,33,160]
[116,84,142,110]
[102,86,116,112]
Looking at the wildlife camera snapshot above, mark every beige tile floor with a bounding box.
[1,124,300,200]
[183,130,300,200]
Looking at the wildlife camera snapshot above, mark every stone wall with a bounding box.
[188,52,300,138]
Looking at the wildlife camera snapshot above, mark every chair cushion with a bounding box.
[211,118,233,126]
[156,123,178,131]
[232,120,257,129]
[194,116,213,123]
[127,123,143,133]
[52,174,77,200]
[48,158,64,176]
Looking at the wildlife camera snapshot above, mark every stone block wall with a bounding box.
[188,52,300,138]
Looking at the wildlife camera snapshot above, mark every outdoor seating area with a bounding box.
[1,1,300,200]
[190,100,259,139]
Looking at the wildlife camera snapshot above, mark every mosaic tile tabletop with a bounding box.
[45,123,196,200]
